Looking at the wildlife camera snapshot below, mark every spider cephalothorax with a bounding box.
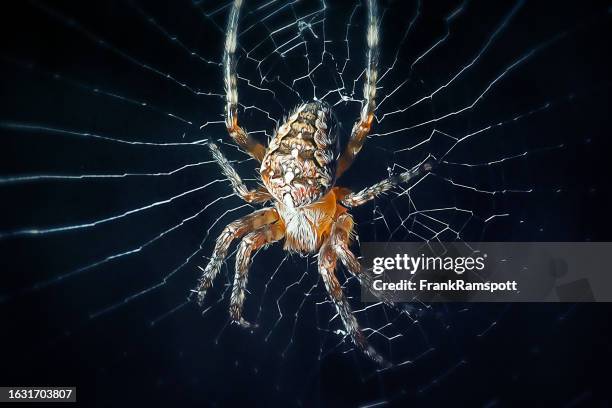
[194,0,432,366]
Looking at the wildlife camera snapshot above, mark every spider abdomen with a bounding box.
[260,101,340,208]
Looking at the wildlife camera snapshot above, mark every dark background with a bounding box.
[1,0,611,406]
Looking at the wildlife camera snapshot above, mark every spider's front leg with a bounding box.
[318,234,388,366]
[230,222,284,328]
[329,214,395,308]
[195,208,279,305]
[223,0,266,161]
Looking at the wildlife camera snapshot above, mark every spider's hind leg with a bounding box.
[336,0,379,178]
[223,0,266,161]
[230,223,284,328]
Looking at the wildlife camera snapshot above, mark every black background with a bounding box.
[1,0,611,406]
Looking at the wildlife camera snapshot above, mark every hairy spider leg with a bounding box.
[230,222,285,328]
[224,0,266,161]
[329,213,395,308]
[195,208,279,305]
[208,142,271,203]
[340,160,434,208]
[319,229,388,367]
[336,0,380,178]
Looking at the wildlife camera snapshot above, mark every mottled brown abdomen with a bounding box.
[260,101,339,208]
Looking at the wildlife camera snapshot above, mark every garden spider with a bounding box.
[194,0,432,365]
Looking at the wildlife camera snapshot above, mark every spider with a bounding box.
[194,0,432,365]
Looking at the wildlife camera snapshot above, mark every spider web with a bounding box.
[0,0,610,406]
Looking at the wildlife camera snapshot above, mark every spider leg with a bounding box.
[194,208,279,305]
[230,222,285,328]
[208,142,272,204]
[330,214,395,308]
[318,235,388,366]
[336,0,379,178]
[224,0,266,161]
[341,159,433,208]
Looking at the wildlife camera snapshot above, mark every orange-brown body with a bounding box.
[196,0,400,365]
[260,101,347,253]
